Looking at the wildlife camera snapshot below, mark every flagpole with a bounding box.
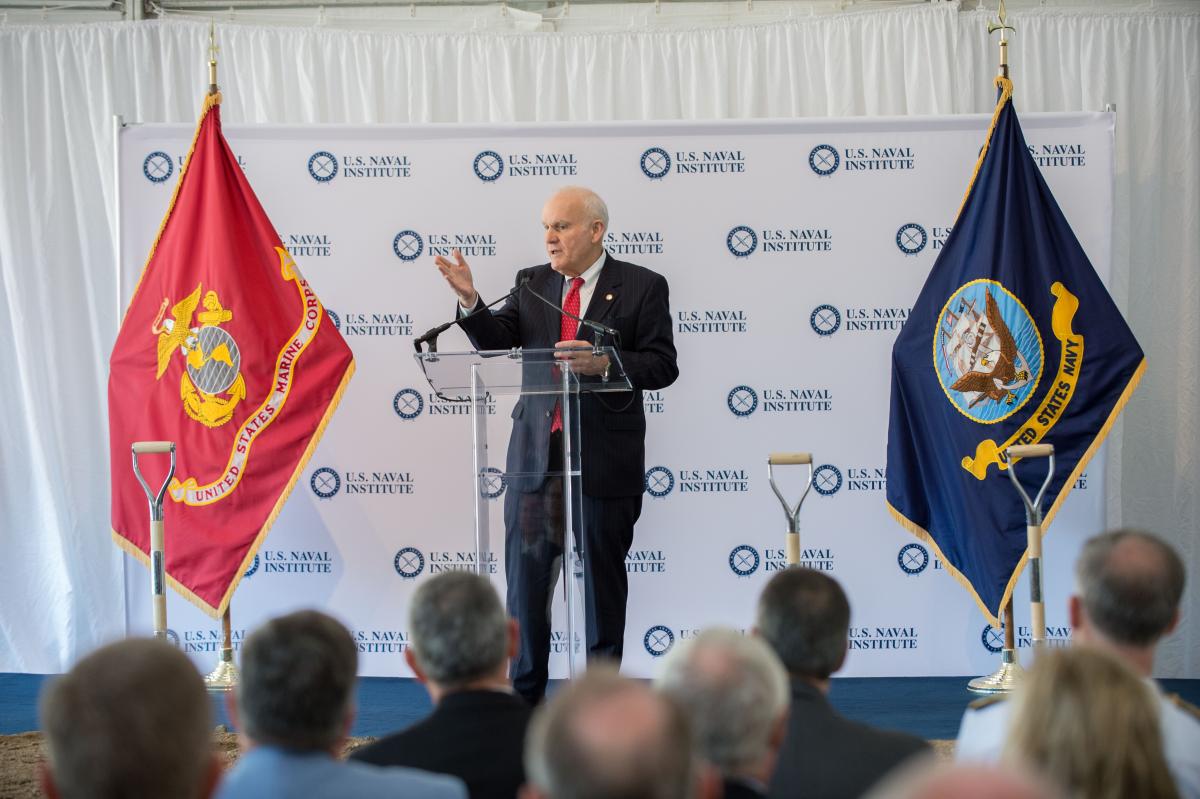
[208,20,219,95]
[987,0,1015,81]
[205,607,239,691]
[195,22,240,692]
[968,600,1022,693]
[964,2,1026,694]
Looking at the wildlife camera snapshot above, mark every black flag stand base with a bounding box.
[204,607,239,692]
[967,601,1022,694]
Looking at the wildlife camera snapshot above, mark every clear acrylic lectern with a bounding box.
[414,347,632,680]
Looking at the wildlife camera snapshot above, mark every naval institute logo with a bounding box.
[479,467,507,499]
[393,230,424,262]
[935,280,1043,425]
[640,147,672,180]
[473,151,504,182]
[644,466,675,498]
[810,305,841,336]
[143,151,175,183]
[394,547,426,579]
[812,464,843,496]
[897,543,929,575]
[727,385,758,416]
[393,388,425,420]
[981,624,1006,654]
[307,151,338,182]
[729,545,761,577]
[808,145,840,176]
[152,285,245,429]
[896,223,928,255]
[643,625,675,657]
[726,226,758,258]
[310,468,341,499]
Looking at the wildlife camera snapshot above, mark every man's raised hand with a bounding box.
[434,248,479,308]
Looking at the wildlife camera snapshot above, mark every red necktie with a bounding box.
[551,277,585,433]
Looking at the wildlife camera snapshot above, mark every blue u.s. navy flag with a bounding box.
[886,78,1145,625]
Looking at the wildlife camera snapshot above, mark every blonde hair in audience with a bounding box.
[1003,646,1179,799]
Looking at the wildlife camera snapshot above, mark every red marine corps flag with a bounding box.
[108,91,354,617]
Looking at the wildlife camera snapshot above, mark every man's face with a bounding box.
[542,192,603,277]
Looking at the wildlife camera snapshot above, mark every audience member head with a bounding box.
[39,637,218,799]
[233,609,357,753]
[1072,529,1184,669]
[406,571,516,699]
[863,761,1061,799]
[1003,646,1178,799]
[523,666,694,799]
[655,627,789,784]
[755,567,851,684]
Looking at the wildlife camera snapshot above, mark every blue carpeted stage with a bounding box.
[4,674,1197,741]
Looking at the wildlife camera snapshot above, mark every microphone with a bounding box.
[520,281,619,347]
[414,276,531,354]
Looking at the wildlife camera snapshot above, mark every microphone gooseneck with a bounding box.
[413,275,531,354]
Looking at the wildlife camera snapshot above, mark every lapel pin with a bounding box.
[605,293,614,301]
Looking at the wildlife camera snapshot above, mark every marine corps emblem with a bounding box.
[151,284,246,428]
[934,279,1043,424]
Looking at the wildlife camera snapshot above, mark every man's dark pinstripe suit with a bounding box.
[458,253,678,703]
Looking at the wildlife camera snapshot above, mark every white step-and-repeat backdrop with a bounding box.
[118,112,1113,678]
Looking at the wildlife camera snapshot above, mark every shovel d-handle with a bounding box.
[767,452,813,564]
[1004,443,1055,651]
[132,441,177,641]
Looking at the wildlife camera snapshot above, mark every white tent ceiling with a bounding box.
[1,0,1193,31]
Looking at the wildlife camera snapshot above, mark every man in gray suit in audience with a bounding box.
[757,568,928,799]
[955,528,1200,799]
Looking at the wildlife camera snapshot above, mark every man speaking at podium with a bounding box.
[433,186,678,705]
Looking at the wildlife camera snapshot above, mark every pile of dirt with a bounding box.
[0,730,375,799]
[0,731,952,797]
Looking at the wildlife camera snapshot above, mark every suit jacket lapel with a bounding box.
[584,254,622,334]
[535,267,564,345]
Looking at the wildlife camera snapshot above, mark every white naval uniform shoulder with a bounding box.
[953,693,1010,763]
[1161,691,1200,799]
[952,682,1200,799]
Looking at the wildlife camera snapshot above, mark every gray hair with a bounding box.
[409,571,508,687]
[1076,529,1185,646]
[525,666,694,799]
[655,627,789,777]
[39,638,213,799]
[556,186,609,228]
[237,610,357,751]
[756,568,850,679]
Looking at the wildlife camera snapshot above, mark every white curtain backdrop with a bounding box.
[1,3,1196,675]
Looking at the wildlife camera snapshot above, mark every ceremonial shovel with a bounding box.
[1005,443,1055,651]
[131,441,176,642]
[767,453,814,566]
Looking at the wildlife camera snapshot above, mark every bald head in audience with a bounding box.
[864,762,1061,799]
[1071,528,1186,674]
[656,628,789,795]
[39,637,219,799]
[522,667,695,799]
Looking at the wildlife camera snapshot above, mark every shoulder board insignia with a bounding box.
[1166,693,1200,723]
[968,694,1009,712]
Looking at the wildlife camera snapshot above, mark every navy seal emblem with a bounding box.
[935,280,1043,424]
